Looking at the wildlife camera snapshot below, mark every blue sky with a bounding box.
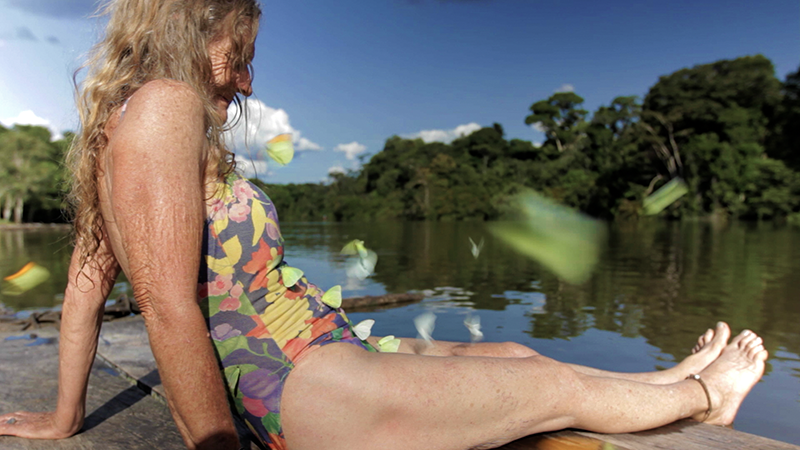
[1,0,798,183]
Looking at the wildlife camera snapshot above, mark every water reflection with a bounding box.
[283,221,800,363]
[2,221,799,444]
[0,228,72,310]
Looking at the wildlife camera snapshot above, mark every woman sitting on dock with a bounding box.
[0,1,768,449]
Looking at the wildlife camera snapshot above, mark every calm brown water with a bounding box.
[1,221,799,444]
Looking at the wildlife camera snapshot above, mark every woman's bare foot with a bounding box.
[692,329,768,425]
[656,322,730,384]
[692,326,717,354]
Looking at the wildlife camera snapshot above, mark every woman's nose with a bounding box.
[236,70,253,97]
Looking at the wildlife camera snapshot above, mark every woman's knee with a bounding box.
[501,342,539,358]
[449,341,539,358]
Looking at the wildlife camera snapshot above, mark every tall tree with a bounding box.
[0,126,64,223]
[525,92,588,156]
[643,55,784,216]
[768,65,800,170]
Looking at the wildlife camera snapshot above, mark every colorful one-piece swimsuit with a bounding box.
[197,173,376,449]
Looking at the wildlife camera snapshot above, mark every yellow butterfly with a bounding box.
[377,335,401,353]
[1,262,50,296]
[321,285,342,309]
[280,266,304,288]
[266,133,294,166]
[353,319,375,340]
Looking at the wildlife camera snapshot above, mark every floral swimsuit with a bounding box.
[197,173,376,449]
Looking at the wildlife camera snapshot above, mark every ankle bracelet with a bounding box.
[687,373,712,422]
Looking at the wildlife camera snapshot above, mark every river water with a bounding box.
[1,221,798,444]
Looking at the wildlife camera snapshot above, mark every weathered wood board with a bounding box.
[504,423,800,450]
[94,317,264,450]
[4,316,797,450]
[0,327,184,449]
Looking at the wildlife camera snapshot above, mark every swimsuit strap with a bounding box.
[119,97,131,121]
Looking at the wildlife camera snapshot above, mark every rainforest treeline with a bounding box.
[260,55,800,222]
[2,55,799,224]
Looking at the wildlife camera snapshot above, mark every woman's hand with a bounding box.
[0,411,77,440]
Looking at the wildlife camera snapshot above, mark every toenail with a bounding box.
[743,330,751,336]
[717,322,724,327]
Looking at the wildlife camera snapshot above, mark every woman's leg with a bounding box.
[282,329,766,450]
[380,322,732,385]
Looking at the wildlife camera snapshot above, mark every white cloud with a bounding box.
[334,141,367,161]
[328,165,346,175]
[1,110,62,140]
[296,137,322,151]
[224,99,322,156]
[555,83,575,93]
[235,157,271,179]
[406,122,481,144]
[531,122,547,133]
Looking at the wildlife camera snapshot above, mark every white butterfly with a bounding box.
[469,237,484,259]
[464,315,483,342]
[353,319,375,341]
[342,239,378,280]
[414,312,436,345]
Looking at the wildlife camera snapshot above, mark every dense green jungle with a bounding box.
[2,55,800,224]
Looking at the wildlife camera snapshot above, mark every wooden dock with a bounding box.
[1,316,797,450]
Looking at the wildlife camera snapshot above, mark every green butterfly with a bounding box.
[642,177,688,216]
[341,239,368,259]
[266,133,294,166]
[377,335,401,353]
[321,285,342,309]
[1,262,50,296]
[280,266,304,288]
[488,190,607,285]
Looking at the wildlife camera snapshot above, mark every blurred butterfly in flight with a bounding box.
[265,133,294,166]
[341,239,378,280]
[1,262,50,296]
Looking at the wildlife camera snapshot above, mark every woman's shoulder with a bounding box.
[125,79,204,119]
[111,79,207,148]
[108,79,209,163]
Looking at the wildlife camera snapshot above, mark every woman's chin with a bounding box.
[216,104,230,123]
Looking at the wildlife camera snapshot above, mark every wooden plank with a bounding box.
[95,317,264,450]
[96,317,800,450]
[502,430,632,449]
[574,421,800,450]
[502,422,800,450]
[0,328,184,449]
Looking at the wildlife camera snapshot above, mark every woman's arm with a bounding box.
[107,80,238,450]
[0,233,120,438]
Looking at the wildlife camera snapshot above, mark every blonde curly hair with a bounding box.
[66,0,261,267]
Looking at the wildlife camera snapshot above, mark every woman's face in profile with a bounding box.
[209,36,254,122]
